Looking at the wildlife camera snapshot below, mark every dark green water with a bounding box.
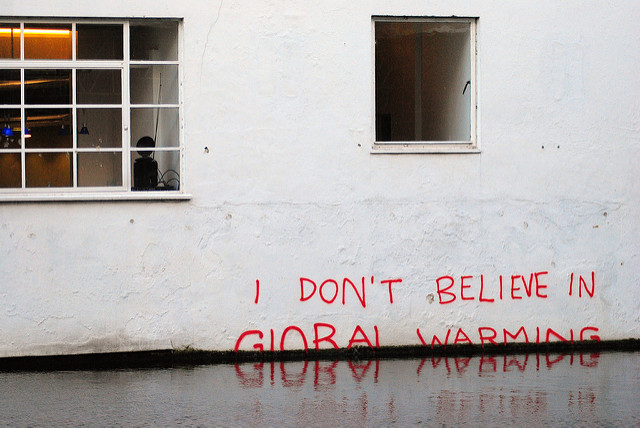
[0,351,637,426]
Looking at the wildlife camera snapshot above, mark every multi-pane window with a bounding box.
[373,17,477,153]
[0,20,182,195]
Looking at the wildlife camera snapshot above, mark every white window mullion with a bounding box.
[72,67,78,188]
[20,66,25,189]
[19,22,24,60]
[122,21,131,190]
[470,19,477,149]
[177,20,185,192]
[71,23,76,61]
[71,23,77,188]
[179,67,185,191]
[19,23,25,189]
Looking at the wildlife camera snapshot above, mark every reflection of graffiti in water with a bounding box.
[234,352,599,389]
[233,352,607,425]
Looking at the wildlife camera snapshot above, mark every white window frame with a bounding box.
[371,16,478,154]
[0,18,189,201]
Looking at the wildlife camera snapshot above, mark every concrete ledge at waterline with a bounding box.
[0,339,638,372]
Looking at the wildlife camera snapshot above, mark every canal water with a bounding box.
[0,351,638,426]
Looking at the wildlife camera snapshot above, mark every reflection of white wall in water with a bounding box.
[0,1,639,357]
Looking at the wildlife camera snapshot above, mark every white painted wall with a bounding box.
[0,1,639,357]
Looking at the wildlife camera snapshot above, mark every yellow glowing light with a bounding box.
[12,127,31,138]
[0,28,71,36]
[0,78,68,88]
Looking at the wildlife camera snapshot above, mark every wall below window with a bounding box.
[0,1,638,357]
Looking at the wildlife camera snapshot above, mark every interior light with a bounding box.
[79,123,89,135]
[0,28,72,36]
[1,125,14,137]
[59,123,67,136]
[24,127,31,138]
[25,29,72,36]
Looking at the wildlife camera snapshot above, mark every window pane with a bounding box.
[78,152,122,187]
[77,24,123,60]
[155,150,180,190]
[0,108,20,149]
[0,70,21,104]
[25,69,71,105]
[0,24,20,59]
[131,149,179,191]
[375,21,471,142]
[130,64,178,104]
[131,107,179,149]
[77,69,122,104]
[24,24,72,60]
[0,153,21,188]
[25,108,72,149]
[77,108,122,148]
[26,152,72,187]
[130,21,178,61]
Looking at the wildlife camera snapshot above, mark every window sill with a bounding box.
[0,191,192,203]
[371,142,480,154]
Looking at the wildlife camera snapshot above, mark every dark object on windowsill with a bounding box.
[155,183,176,190]
[133,136,158,190]
[131,183,176,191]
[133,156,158,190]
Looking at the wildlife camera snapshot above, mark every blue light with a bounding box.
[1,125,14,137]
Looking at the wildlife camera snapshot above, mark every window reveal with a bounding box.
[374,17,477,152]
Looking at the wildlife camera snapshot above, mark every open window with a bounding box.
[373,17,477,153]
[0,19,184,199]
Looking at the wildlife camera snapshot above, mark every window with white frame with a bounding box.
[373,17,477,153]
[0,19,183,196]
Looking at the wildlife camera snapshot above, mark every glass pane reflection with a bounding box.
[77,69,122,104]
[76,24,123,60]
[0,108,20,149]
[25,108,72,149]
[375,21,471,141]
[78,152,122,187]
[130,149,179,191]
[0,69,21,104]
[130,21,178,61]
[26,152,72,187]
[24,24,72,60]
[0,153,21,187]
[77,108,122,148]
[130,64,178,104]
[25,69,71,105]
[130,107,179,149]
[0,24,20,59]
